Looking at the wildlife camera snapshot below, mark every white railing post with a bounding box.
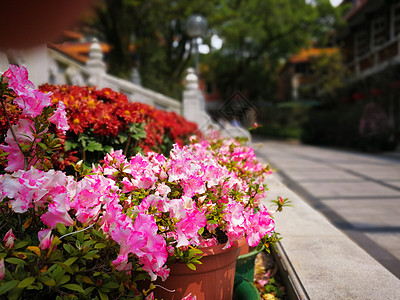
[0,52,9,76]
[86,38,106,87]
[183,68,211,131]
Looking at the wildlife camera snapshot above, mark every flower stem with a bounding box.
[124,132,132,156]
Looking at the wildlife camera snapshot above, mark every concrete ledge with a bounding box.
[262,174,400,300]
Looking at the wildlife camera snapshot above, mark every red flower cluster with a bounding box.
[39,84,198,155]
[0,92,21,137]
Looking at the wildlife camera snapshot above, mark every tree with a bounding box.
[88,0,344,101]
[201,0,346,102]
[89,0,217,99]
[309,50,349,99]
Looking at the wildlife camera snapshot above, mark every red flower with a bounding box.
[38,84,199,157]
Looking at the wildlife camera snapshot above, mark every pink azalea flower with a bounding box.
[133,213,168,279]
[174,209,207,248]
[3,229,15,249]
[156,182,171,197]
[3,65,52,117]
[198,237,218,248]
[0,171,25,201]
[2,65,34,92]
[181,293,197,300]
[245,206,275,247]
[0,258,4,281]
[145,292,154,300]
[182,175,206,198]
[41,192,73,228]
[112,254,133,273]
[69,175,118,224]
[38,229,54,250]
[48,100,69,133]
[0,119,40,172]
[14,89,52,118]
[224,201,246,243]
[155,265,170,282]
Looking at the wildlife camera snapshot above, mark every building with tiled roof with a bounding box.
[338,0,400,78]
[277,48,338,101]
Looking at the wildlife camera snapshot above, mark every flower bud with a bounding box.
[3,229,15,249]
[38,229,53,250]
[76,160,83,169]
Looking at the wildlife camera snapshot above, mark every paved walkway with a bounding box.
[253,139,400,279]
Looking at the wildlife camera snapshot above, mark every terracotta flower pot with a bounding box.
[153,241,240,300]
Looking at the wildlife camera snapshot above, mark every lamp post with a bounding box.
[186,14,207,75]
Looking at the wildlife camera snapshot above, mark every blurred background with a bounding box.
[2,0,399,153]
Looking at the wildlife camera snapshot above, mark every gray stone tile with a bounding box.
[287,169,361,181]
[299,181,400,198]
[321,199,400,227]
[366,233,400,261]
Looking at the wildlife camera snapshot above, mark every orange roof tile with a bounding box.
[48,42,111,63]
[289,48,338,63]
[62,30,84,40]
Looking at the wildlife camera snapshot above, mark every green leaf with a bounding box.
[91,230,106,240]
[129,123,147,139]
[0,280,18,295]
[63,244,75,255]
[83,250,100,259]
[58,275,70,286]
[5,258,27,265]
[17,277,35,288]
[57,223,68,235]
[38,142,47,150]
[14,241,29,250]
[77,134,89,147]
[48,249,63,261]
[94,243,107,249]
[64,141,78,151]
[84,286,95,295]
[186,263,196,271]
[55,262,73,274]
[98,290,109,300]
[64,257,78,266]
[14,264,27,281]
[101,282,119,289]
[62,283,85,293]
[0,152,9,157]
[7,285,23,299]
[117,132,128,144]
[86,140,103,152]
[51,265,65,283]
[41,278,56,287]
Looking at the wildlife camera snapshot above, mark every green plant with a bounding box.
[0,220,149,300]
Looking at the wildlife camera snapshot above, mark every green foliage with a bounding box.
[0,90,64,174]
[90,0,219,99]
[0,210,152,299]
[202,0,345,102]
[88,0,344,102]
[264,277,284,298]
[64,122,148,167]
[309,50,349,98]
[254,104,310,140]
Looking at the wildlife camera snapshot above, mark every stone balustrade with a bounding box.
[0,39,250,139]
